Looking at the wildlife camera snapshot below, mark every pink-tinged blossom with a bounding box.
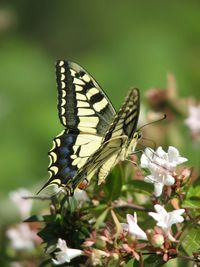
[185,105,200,135]
[149,205,185,241]
[121,213,147,240]
[52,238,83,265]
[6,223,37,250]
[9,188,32,219]
[140,146,187,196]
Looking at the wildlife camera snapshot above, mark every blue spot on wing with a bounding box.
[48,130,79,185]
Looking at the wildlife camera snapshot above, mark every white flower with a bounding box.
[149,204,185,241]
[9,188,33,219]
[185,105,200,134]
[121,213,147,240]
[52,238,83,265]
[6,223,36,250]
[73,189,89,202]
[140,146,187,196]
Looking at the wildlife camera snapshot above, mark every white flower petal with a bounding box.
[148,212,164,223]
[171,209,185,216]
[140,155,148,168]
[123,213,147,240]
[154,182,164,197]
[164,174,175,186]
[168,146,179,162]
[53,251,70,264]
[145,147,154,158]
[168,146,188,165]
[154,205,168,216]
[156,147,166,157]
[52,239,83,265]
[176,156,188,164]
[73,189,89,202]
[57,238,67,251]
[164,229,176,242]
[168,209,185,226]
[127,213,136,225]
[66,248,83,260]
[144,175,156,183]
[129,224,147,240]
[121,223,129,231]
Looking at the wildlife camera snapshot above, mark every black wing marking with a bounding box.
[56,60,116,135]
[103,88,140,143]
[71,88,140,192]
[38,130,102,195]
[38,60,117,194]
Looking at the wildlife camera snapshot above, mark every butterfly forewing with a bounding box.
[39,61,116,194]
[56,60,116,135]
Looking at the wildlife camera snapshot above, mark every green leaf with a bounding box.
[179,223,200,256]
[183,183,200,209]
[94,208,109,228]
[93,204,107,212]
[132,259,140,267]
[182,199,200,209]
[105,167,123,201]
[125,259,135,266]
[143,255,164,267]
[128,180,154,195]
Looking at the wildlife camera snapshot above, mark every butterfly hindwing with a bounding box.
[56,60,116,135]
[39,130,102,194]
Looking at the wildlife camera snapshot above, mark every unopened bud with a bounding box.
[150,234,164,248]
[127,234,137,243]
[96,238,107,249]
[111,252,119,262]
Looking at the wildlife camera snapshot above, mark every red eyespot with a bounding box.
[78,180,88,190]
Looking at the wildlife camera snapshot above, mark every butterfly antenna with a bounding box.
[137,114,167,132]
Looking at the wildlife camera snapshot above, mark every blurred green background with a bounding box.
[0,0,200,201]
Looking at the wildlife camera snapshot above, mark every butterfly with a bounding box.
[39,60,141,196]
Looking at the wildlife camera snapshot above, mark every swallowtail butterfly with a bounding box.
[39,61,141,196]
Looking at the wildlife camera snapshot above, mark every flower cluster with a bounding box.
[6,188,42,252]
[81,204,185,266]
[4,74,200,266]
[185,104,200,140]
[140,146,187,197]
[6,141,198,267]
